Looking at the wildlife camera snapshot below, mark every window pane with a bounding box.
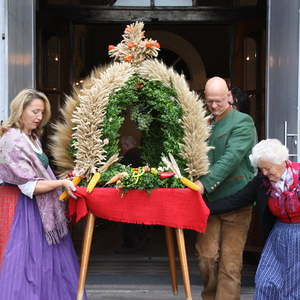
[156,0,192,5]
[114,0,150,6]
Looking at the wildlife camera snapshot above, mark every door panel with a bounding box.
[266,0,299,159]
[36,15,72,152]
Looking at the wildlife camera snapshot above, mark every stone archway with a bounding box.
[148,30,207,92]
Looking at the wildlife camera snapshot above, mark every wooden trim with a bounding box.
[40,5,263,24]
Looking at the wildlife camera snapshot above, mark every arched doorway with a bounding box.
[148,30,207,92]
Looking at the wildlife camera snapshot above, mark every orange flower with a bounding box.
[154,42,160,49]
[145,42,152,48]
[127,42,135,48]
[124,26,132,33]
[124,55,132,62]
[108,45,115,51]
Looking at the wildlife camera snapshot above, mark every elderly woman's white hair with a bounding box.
[249,139,289,167]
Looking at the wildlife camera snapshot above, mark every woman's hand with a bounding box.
[195,180,205,194]
[61,179,77,199]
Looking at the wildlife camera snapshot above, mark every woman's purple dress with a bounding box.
[0,193,86,300]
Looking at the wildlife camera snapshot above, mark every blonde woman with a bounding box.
[0,89,86,299]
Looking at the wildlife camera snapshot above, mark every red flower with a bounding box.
[154,42,160,49]
[127,42,135,48]
[108,45,115,51]
[66,171,73,178]
[124,55,132,62]
[145,42,152,48]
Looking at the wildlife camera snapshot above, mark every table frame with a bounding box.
[76,212,193,300]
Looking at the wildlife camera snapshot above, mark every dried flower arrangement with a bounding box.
[50,22,211,194]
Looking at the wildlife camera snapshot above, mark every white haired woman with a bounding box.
[0,89,86,299]
[208,138,300,300]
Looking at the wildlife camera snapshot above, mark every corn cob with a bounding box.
[180,177,201,191]
[86,172,101,193]
[59,176,82,200]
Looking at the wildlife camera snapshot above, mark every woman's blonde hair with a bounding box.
[0,88,51,137]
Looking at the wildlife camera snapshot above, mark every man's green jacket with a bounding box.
[200,109,256,202]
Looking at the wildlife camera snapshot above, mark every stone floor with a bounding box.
[73,221,258,300]
[84,255,256,300]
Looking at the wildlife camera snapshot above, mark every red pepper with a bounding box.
[159,172,175,179]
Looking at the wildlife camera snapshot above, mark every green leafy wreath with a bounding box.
[102,74,185,170]
[50,22,211,192]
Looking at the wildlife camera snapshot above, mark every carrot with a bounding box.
[105,172,128,185]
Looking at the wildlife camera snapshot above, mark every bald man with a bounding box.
[196,77,256,300]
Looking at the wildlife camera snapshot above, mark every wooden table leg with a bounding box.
[77,212,95,300]
[175,228,192,300]
[165,226,178,296]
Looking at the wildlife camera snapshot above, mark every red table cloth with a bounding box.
[69,187,210,233]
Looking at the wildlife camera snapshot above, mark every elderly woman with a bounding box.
[208,138,300,299]
[0,89,86,299]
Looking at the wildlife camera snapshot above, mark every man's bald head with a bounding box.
[204,76,229,97]
[204,76,231,116]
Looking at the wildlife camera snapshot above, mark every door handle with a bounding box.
[284,121,298,157]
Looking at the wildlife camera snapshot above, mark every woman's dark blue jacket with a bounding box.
[207,173,275,239]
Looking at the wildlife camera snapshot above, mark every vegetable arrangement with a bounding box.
[101,165,185,193]
[67,153,201,196]
[61,162,197,196]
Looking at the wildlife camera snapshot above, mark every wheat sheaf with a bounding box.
[50,22,210,181]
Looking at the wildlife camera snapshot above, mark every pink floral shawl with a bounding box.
[0,128,68,244]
